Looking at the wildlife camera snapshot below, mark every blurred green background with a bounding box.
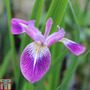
[0,0,90,90]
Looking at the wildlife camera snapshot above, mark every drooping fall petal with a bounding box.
[11,18,28,34]
[20,42,51,83]
[60,38,86,55]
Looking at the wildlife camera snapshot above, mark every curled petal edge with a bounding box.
[46,26,66,47]
[11,18,28,34]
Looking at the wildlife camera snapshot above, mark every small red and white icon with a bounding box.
[0,79,11,90]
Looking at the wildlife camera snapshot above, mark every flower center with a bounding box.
[34,42,45,53]
[35,41,47,47]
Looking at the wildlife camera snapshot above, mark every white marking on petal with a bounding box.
[19,23,28,28]
[26,42,49,68]
[60,38,76,44]
[34,53,37,67]
[60,38,86,55]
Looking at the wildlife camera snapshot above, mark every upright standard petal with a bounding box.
[11,18,28,34]
[26,20,45,42]
[46,26,65,47]
[20,42,51,83]
[60,38,86,55]
[44,18,53,39]
[34,34,45,43]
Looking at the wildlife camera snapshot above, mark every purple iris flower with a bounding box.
[11,17,85,83]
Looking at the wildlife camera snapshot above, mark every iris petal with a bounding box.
[27,20,45,42]
[60,38,86,55]
[11,18,28,34]
[34,34,45,43]
[20,42,51,83]
[44,18,53,39]
[46,26,65,47]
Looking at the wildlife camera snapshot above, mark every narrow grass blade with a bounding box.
[0,50,11,78]
[45,0,52,11]
[57,50,90,90]
[30,0,44,27]
[82,75,89,90]
[41,0,68,34]
[68,0,80,43]
[82,51,90,90]
[5,0,18,84]
[84,0,90,15]
[57,0,82,89]
[22,81,33,90]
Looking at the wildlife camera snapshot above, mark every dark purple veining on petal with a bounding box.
[60,38,85,55]
[67,42,85,55]
[20,42,51,83]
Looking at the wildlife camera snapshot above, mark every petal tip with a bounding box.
[57,25,60,30]
[75,46,86,56]
[29,20,36,26]
[48,17,53,24]
[60,38,86,56]
[11,18,27,34]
